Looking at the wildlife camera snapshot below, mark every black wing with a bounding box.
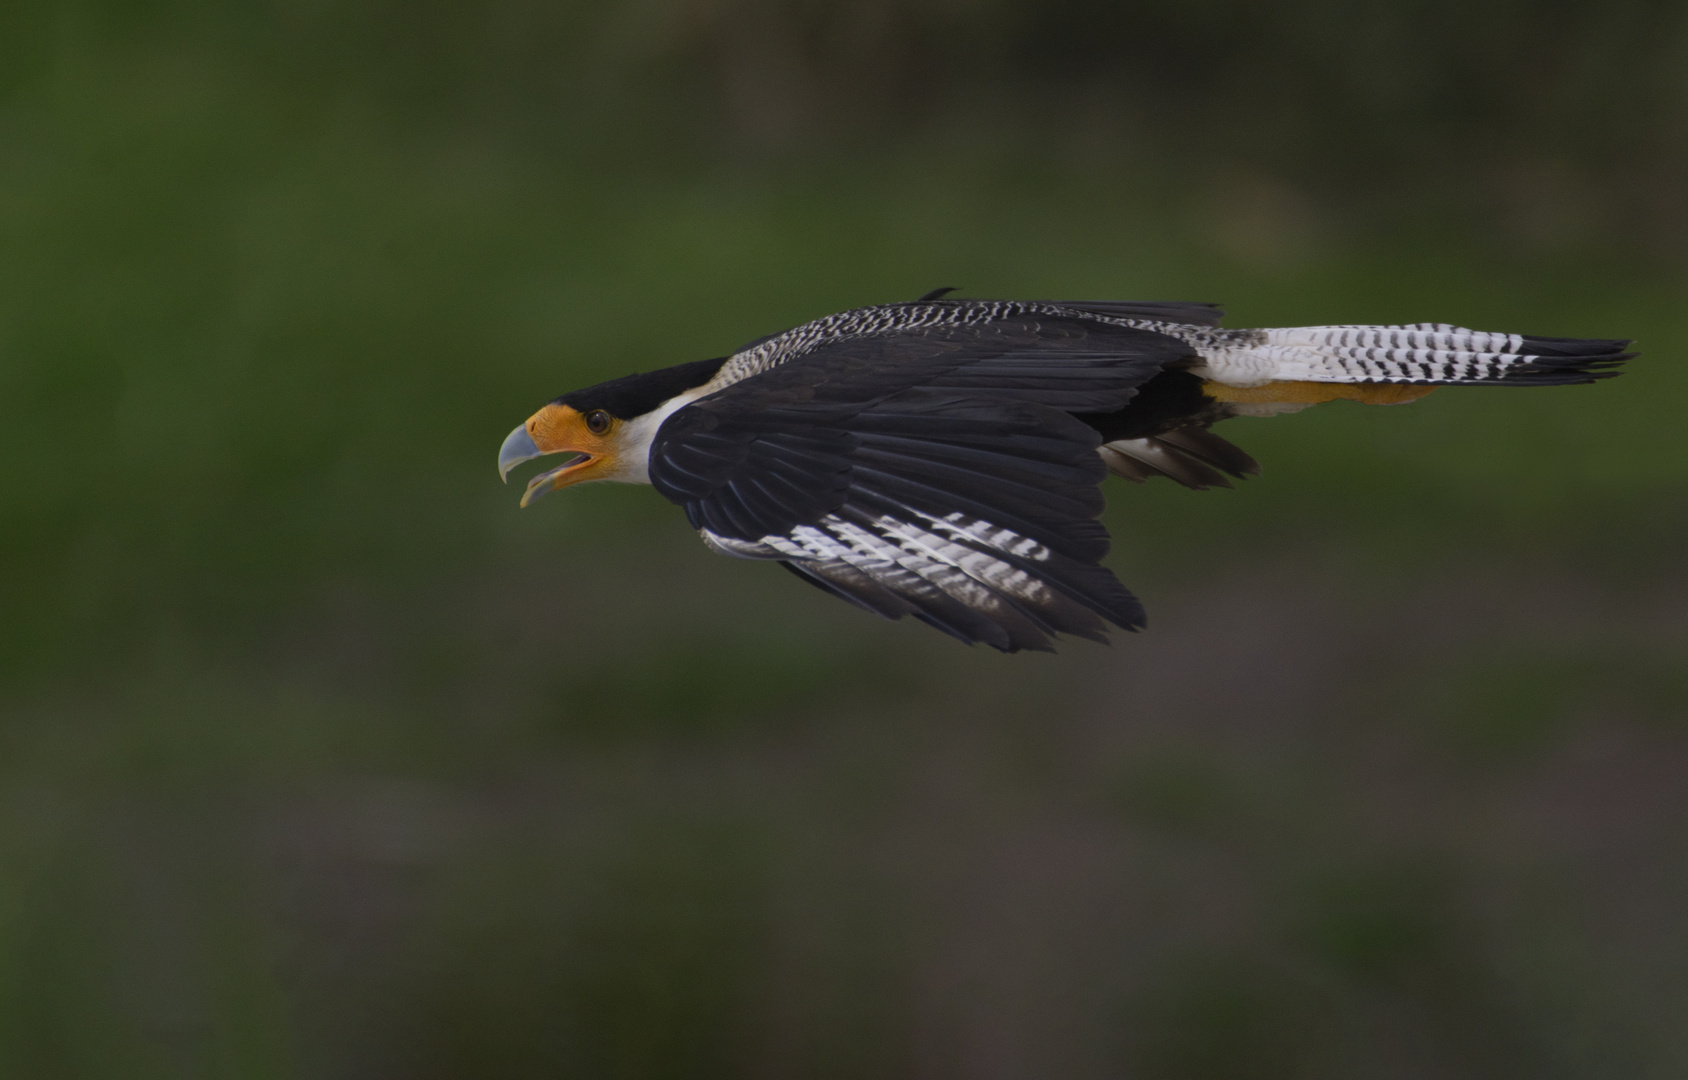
[648,312,1195,651]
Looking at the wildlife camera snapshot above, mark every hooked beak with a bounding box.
[497,405,608,506]
[498,424,543,482]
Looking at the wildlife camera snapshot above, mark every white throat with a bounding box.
[600,387,713,485]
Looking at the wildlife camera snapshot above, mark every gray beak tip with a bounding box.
[498,423,543,483]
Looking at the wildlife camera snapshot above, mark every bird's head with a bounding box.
[498,402,626,506]
[498,357,731,506]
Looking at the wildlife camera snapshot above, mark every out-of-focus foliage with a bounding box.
[1,2,1685,1078]
[12,1,1688,228]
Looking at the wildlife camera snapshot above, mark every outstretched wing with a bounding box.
[647,313,1194,651]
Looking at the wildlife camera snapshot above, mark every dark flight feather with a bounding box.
[645,316,1189,648]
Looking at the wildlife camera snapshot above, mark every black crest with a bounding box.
[555,356,729,419]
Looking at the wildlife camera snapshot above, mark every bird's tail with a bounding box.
[1207,323,1634,387]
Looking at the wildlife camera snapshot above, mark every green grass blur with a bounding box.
[3,3,1686,1077]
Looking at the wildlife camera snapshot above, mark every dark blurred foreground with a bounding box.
[3,2,1687,1077]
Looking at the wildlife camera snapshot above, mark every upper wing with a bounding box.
[648,313,1194,651]
[714,297,1223,387]
[1050,300,1226,327]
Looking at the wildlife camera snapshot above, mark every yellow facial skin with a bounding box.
[511,403,620,506]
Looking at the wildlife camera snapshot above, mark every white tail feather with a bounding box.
[1196,323,1623,388]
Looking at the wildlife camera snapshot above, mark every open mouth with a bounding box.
[519,453,592,505]
[499,423,599,506]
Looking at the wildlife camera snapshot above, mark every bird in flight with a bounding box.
[498,292,1631,652]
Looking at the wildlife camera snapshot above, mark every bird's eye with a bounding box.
[585,410,612,435]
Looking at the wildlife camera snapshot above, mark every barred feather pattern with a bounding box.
[699,501,1134,652]
[1194,324,1628,387]
[704,303,1625,394]
[705,300,1206,390]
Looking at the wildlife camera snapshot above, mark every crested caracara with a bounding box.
[498,292,1632,651]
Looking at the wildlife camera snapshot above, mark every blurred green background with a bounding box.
[3,1,1687,1076]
